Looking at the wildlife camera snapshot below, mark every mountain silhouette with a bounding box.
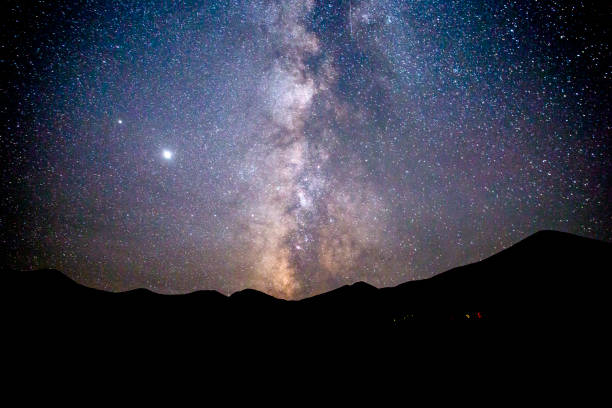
[4,230,610,337]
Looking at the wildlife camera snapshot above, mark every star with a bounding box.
[162,150,173,160]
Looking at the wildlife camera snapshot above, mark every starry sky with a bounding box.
[2,0,610,299]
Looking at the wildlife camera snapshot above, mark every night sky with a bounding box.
[2,0,610,299]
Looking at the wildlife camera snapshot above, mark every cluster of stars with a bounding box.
[2,0,610,298]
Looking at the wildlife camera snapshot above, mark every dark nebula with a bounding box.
[2,0,610,299]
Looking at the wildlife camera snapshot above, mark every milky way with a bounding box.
[2,1,610,299]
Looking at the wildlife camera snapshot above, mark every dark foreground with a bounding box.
[4,231,610,338]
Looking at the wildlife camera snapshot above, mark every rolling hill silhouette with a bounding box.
[4,230,610,336]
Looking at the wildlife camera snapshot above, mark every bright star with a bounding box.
[162,150,173,160]
[117,119,123,124]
